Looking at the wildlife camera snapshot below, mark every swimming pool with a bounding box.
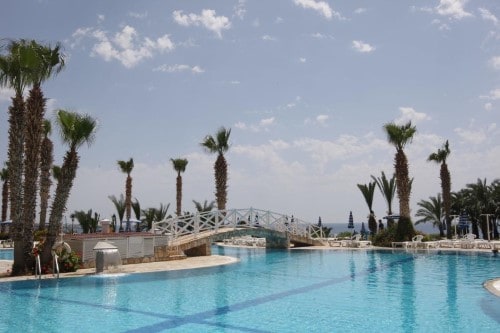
[0,247,498,332]
[0,249,13,260]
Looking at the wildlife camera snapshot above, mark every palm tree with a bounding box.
[357,182,377,235]
[22,40,65,266]
[428,140,452,238]
[108,194,125,229]
[38,119,54,231]
[0,39,31,273]
[51,165,62,183]
[142,203,170,230]
[0,166,8,229]
[383,121,417,241]
[132,198,141,220]
[371,171,397,228]
[415,195,444,237]
[201,127,231,211]
[117,158,134,231]
[171,158,188,216]
[193,199,216,213]
[42,110,97,265]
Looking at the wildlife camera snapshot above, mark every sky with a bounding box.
[0,0,499,232]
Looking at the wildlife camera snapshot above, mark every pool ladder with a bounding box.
[34,254,60,279]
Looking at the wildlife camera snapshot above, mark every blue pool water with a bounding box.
[0,249,13,260]
[0,247,499,332]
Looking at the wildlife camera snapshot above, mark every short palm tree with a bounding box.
[383,121,416,241]
[371,171,396,227]
[38,119,54,231]
[42,110,97,265]
[201,127,231,211]
[193,199,216,213]
[117,158,134,230]
[428,140,452,238]
[108,194,126,229]
[357,182,377,235]
[171,158,188,216]
[415,195,444,237]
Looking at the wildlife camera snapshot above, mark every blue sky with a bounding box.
[1,0,499,231]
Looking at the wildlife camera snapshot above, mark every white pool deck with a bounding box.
[0,245,498,297]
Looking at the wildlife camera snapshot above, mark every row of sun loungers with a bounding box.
[0,240,13,248]
[323,234,372,248]
[392,234,500,250]
[223,236,266,247]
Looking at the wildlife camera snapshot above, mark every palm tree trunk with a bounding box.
[176,174,182,216]
[42,149,79,265]
[1,179,8,225]
[39,135,53,230]
[8,94,26,275]
[22,84,46,271]
[441,162,452,239]
[214,154,227,211]
[395,149,411,218]
[125,175,132,221]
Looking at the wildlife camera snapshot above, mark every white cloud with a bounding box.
[478,8,498,25]
[352,40,375,53]
[262,35,276,41]
[395,107,431,125]
[484,102,493,111]
[489,56,500,70]
[234,121,247,130]
[233,0,246,20]
[316,114,329,126]
[435,0,472,20]
[275,17,284,24]
[153,64,205,74]
[129,11,148,19]
[480,88,500,100]
[97,14,105,23]
[354,8,367,14]
[72,25,174,68]
[431,19,451,31]
[454,127,486,144]
[260,117,275,126]
[293,0,343,20]
[299,57,307,63]
[173,9,231,38]
[230,80,241,85]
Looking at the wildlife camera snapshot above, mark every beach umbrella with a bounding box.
[348,211,354,229]
[458,211,469,235]
[360,222,367,239]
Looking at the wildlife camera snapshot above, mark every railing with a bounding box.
[153,208,324,241]
[52,254,59,279]
[35,255,42,280]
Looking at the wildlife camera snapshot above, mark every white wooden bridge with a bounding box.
[152,208,325,256]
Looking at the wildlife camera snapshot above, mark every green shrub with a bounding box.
[336,231,353,239]
[372,225,398,247]
[396,216,416,241]
[58,249,81,273]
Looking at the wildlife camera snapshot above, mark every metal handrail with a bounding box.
[35,254,42,280]
[53,254,59,279]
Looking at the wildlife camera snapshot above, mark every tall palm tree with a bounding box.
[201,127,231,211]
[371,171,397,227]
[42,110,97,266]
[0,39,31,273]
[415,194,444,237]
[132,198,141,220]
[0,166,8,228]
[428,140,452,238]
[22,40,65,266]
[117,158,134,231]
[383,121,417,241]
[38,119,54,231]
[357,182,377,235]
[171,158,188,216]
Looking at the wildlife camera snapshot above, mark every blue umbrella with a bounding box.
[360,222,367,239]
[348,211,354,229]
[458,211,469,234]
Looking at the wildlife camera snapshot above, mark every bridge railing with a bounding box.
[153,208,325,241]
